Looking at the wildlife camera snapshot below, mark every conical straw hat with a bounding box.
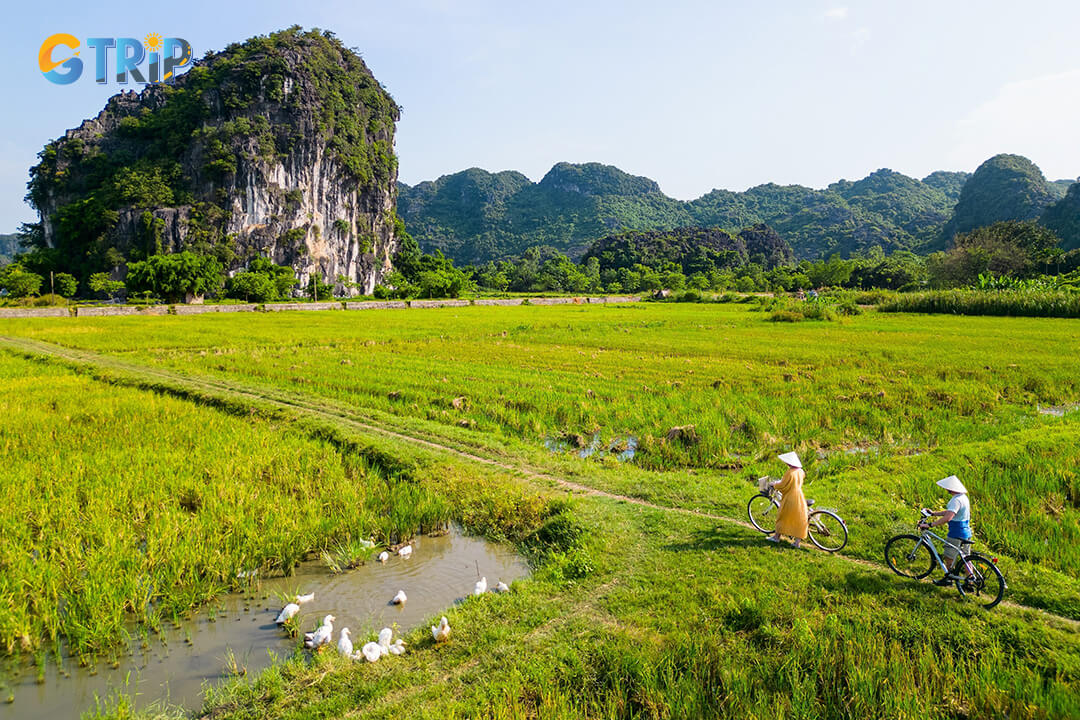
[936,475,967,494]
[777,452,802,468]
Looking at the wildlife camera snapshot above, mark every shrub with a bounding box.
[88,272,125,300]
[227,271,278,302]
[0,264,44,298]
[305,276,334,301]
[54,272,78,298]
[769,310,805,322]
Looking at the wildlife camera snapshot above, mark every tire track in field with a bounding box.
[2,335,1075,629]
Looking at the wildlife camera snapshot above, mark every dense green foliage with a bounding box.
[925,220,1064,287]
[399,165,964,264]
[0,264,43,298]
[400,158,1078,271]
[941,154,1059,244]
[398,163,695,264]
[53,272,78,298]
[921,170,971,202]
[225,256,298,302]
[582,225,792,276]
[24,27,398,282]
[125,252,224,302]
[1041,182,1080,251]
[376,231,476,299]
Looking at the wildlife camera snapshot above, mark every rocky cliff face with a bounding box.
[27,27,401,295]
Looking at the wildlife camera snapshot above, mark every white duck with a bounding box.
[377,627,393,656]
[276,602,300,625]
[378,551,390,563]
[473,576,488,596]
[388,639,406,656]
[337,628,353,657]
[397,545,413,558]
[303,615,335,649]
[391,590,407,605]
[431,616,451,643]
[276,591,315,624]
[494,581,510,593]
[359,641,382,663]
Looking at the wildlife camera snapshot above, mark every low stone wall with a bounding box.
[526,297,584,306]
[345,300,408,310]
[76,305,169,317]
[0,307,71,319]
[11,294,644,321]
[263,302,342,312]
[174,303,259,315]
[409,299,470,309]
[474,298,524,306]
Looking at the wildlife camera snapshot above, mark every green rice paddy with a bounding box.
[1,302,1077,718]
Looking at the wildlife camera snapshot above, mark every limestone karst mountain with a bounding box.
[25,27,401,294]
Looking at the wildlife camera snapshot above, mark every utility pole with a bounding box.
[50,271,54,296]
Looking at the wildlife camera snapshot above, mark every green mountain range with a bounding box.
[398,156,1078,264]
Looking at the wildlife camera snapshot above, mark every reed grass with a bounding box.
[881,288,1080,318]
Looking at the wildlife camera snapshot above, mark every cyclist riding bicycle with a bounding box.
[918,475,973,586]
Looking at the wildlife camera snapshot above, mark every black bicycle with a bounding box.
[884,509,1005,609]
[747,481,848,552]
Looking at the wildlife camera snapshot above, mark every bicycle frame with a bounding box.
[914,528,976,578]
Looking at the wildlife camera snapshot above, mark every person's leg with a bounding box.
[935,541,960,585]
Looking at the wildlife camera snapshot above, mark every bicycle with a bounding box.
[747,478,848,552]
[884,509,1005,609]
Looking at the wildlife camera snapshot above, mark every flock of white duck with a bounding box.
[272,541,512,663]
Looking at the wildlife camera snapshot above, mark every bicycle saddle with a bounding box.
[807,499,815,506]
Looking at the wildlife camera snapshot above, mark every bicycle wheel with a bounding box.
[807,510,848,552]
[747,494,779,534]
[884,534,934,579]
[957,554,1005,610]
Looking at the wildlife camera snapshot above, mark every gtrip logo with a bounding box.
[39,33,193,85]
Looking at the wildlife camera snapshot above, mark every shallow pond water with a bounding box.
[0,528,528,719]
[544,432,637,461]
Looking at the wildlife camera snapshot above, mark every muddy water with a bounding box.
[0,529,528,719]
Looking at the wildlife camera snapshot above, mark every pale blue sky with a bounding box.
[4,0,1080,231]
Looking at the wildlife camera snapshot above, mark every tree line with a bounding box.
[3,220,1078,304]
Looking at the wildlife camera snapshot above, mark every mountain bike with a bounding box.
[884,509,1005,609]
[747,479,848,552]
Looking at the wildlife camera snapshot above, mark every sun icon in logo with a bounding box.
[144,33,163,52]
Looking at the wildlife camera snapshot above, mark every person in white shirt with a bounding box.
[918,475,973,586]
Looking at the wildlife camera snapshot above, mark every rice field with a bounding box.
[0,354,452,658]
[5,304,1078,613]
[2,302,1078,718]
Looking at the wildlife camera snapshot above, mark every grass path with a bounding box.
[2,333,1073,632]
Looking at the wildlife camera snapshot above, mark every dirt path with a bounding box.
[2,335,1074,629]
